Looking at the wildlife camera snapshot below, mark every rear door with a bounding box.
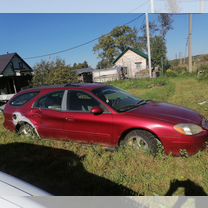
[32,90,67,139]
[63,90,113,146]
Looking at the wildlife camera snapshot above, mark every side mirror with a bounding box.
[90,106,103,115]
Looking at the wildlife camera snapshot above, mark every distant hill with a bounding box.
[169,54,208,66]
[169,54,208,72]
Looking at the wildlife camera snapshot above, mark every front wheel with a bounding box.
[120,130,162,155]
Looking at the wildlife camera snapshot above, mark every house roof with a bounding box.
[76,67,95,75]
[0,53,32,75]
[0,53,16,74]
[113,47,148,64]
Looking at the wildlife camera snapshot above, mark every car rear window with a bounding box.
[34,91,64,111]
[10,91,39,106]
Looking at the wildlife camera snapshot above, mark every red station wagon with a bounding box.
[3,83,208,156]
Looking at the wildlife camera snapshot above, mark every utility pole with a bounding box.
[179,52,182,65]
[161,57,164,76]
[188,14,193,73]
[150,0,155,13]
[146,13,152,78]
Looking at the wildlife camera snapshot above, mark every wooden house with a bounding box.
[0,53,33,102]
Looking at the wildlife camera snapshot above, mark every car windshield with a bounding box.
[92,86,146,112]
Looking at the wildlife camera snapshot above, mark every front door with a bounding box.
[64,90,113,146]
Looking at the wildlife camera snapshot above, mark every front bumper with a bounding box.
[161,130,208,156]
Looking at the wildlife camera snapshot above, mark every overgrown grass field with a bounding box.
[0,76,208,196]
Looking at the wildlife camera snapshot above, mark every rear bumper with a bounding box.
[161,130,208,156]
[3,119,16,132]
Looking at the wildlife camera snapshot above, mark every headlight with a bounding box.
[174,123,203,135]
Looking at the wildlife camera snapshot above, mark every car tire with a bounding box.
[121,129,161,155]
[18,123,38,139]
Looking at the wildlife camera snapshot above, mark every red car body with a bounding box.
[3,83,208,156]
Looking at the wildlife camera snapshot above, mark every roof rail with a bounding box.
[64,83,81,87]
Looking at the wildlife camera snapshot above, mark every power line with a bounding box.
[24,14,145,60]
[140,15,146,29]
[127,0,149,13]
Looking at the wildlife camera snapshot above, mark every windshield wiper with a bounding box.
[118,100,147,112]
[136,100,146,105]
[118,105,137,112]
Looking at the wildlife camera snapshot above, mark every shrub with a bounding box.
[197,65,208,80]
[165,69,177,77]
[32,59,78,86]
[174,66,188,74]
[45,67,78,85]
[165,66,191,78]
[150,77,168,87]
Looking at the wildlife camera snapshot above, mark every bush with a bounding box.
[150,77,168,87]
[174,66,188,74]
[45,67,78,85]
[165,66,191,78]
[32,59,78,86]
[165,69,177,77]
[197,65,208,80]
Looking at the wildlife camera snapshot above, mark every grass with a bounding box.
[112,77,175,102]
[0,76,208,196]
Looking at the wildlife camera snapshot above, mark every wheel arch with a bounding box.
[15,121,28,132]
[15,121,40,138]
[118,127,161,146]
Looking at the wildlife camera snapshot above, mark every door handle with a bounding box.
[65,116,74,121]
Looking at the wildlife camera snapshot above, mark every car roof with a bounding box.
[21,83,106,93]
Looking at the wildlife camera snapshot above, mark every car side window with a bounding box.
[34,91,64,111]
[67,90,107,113]
[10,91,39,106]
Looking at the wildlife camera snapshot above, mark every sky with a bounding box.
[0,13,208,68]
[0,0,207,13]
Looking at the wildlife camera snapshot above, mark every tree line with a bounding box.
[32,59,88,86]
[32,14,173,86]
[94,14,173,69]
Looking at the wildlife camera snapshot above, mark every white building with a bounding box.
[113,47,149,79]
[93,68,120,83]
[92,48,149,83]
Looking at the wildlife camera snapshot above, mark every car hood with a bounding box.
[126,101,202,125]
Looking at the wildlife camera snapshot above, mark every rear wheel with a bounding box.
[120,130,162,155]
[18,123,38,139]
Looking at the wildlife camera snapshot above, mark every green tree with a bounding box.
[158,14,173,39]
[45,66,78,85]
[151,36,167,67]
[140,14,173,42]
[32,58,78,86]
[139,14,173,68]
[32,60,56,86]
[93,26,141,68]
[96,59,110,69]
[72,61,89,69]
